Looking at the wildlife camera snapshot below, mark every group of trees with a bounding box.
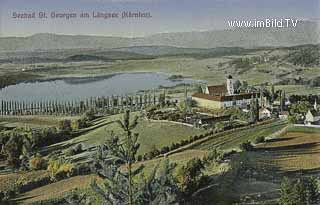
[288,101,311,123]
[280,177,319,205]
[286,47,320,67]
[89,110,208,205]
[0,124,74,169]
[289,95,319,105]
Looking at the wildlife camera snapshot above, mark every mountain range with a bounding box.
[0,21,318,51]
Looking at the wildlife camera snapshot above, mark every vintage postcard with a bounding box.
[0,0,319,204]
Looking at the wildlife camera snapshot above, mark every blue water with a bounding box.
[0,72,200,102]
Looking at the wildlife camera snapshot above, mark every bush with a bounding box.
[177,158,206,200]
[65,144,84,156]
[240,141,254,151]
[255,136,265,144]
[58,120,72,132]
[279,177,319,205]
[29,156,47,170]
[84,109,96,121]
[3,134,23,168]
[204,149,223,164]
[47,158,75,181]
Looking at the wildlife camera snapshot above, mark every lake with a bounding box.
[0,72,201,102]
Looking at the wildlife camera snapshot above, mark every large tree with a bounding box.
[91,110,180,205]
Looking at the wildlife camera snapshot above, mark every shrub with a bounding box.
[47,158,75,181]
[137,155,143,162]
[65,144,84,156]
[255,136,265,144]
[204,149,223,164]
[240,141,254,151]
[177,158,206,200]
[3,134,23,168]
[74,143,83,154]
[84,109,96,121]
[279,177,319,205]
[160,146,170,154]
[58,120,72,132]
[29,156,47,170]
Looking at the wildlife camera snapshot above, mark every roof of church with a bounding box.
[192,93,254,102]
[206,85,228,95]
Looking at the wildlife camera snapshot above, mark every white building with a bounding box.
[305,110,320,125]
[259,108,272,119]
[192,75,256,109]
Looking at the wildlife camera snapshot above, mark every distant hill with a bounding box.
[0,21,319,51]
[114,46,250,58]
[0,50,154,63]
[64,54,111,62]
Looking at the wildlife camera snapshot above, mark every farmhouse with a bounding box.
[279,111,289,120]
[192,75,255,109]
[259,107,272,119]
[305,110,320,125]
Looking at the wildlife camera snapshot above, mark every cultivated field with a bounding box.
[253,126,320,173]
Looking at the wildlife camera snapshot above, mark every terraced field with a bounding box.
[194,120,288,151]
[253,126,320,173]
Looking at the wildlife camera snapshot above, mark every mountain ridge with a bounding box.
[0,21,319,51]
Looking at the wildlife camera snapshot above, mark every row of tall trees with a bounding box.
[0,92,165,116]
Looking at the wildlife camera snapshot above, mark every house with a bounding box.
[279,111,289,120]
[186,114,230,128]
[198,115,230,126]
[259,108,272,119]
[305,110,320,125]
[192,75,255,109]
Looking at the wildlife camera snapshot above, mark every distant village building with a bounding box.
[259,107,272,119]
[186,114,230,128]
[305,110,320,125]
[192,75,255,109]
[279,111,289,120]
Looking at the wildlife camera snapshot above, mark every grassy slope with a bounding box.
[55,113,206,155]
[14,175,98,204]
[11,120,291,204]
[0,170,49,192]
[0,115,79,128]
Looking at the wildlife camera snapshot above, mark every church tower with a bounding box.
[227,75,234,95]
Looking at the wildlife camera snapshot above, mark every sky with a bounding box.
[0,0,319,37]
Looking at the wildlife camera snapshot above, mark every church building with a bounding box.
[192,75,255,109]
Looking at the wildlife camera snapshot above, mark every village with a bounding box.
[0,74,319,131]
[148,74,319,131]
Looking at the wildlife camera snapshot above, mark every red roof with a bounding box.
[192,93,254,102]
[206,85,228,95]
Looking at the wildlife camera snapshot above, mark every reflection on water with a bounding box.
[0,72,200,102]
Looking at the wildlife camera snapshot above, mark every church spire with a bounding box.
[227,75,234,95]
